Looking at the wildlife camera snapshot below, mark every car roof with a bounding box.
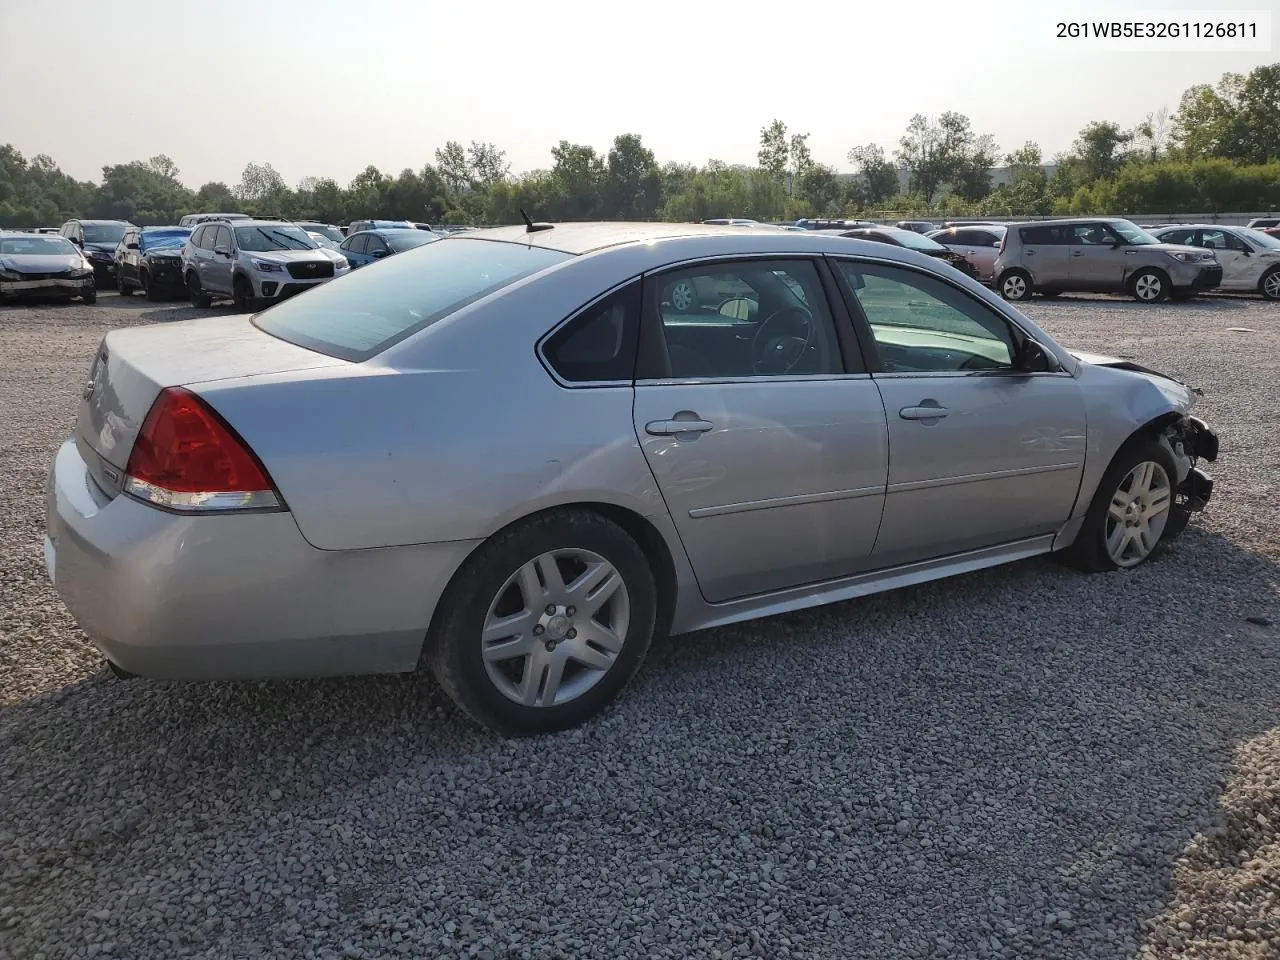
[458,221,825,255]
[1151,223,1241,231]
[74,219,129,225]
[141,225,189,231]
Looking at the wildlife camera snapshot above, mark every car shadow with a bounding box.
[1029,294,1254,310]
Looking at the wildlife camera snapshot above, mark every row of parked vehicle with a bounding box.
[777,216,1280,302]
[0,214,470,307]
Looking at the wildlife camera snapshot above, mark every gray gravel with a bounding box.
[1,292,1278,959]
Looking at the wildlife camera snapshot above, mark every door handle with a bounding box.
[1070,251,1085,257]
[899,405,950,421]
[1025,250,1036,256]
[646,418,714,436]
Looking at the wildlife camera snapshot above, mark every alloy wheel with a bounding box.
[482,549,630,708]
[1263,270,1280,300]
[1105,460,1172,567]
[1002,274,1027,299]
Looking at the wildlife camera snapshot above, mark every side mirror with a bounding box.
[1018,337,1061,374]
[126,242,139,250]
[71,237,83,246]
[718,297,757,321]
[213,244,230,257]
[1110,239,1124,248]
[843,270,866,291]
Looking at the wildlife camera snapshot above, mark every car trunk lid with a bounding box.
[76,315,347,495]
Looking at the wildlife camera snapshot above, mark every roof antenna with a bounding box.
[518,207,555,233]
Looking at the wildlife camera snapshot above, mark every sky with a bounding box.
[1,0,1275,189]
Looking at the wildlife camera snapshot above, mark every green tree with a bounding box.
[547,141,605,219]
[1070,121,1133,182]
[467,142,509,187]
[757,120,790,182]
[435,141,472,198]
[846,144,899,207]
[604,133,661,220]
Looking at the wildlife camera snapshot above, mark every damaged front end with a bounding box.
[1161,415,1218,536]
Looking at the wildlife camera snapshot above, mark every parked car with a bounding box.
[178,212,250,228]
[993,218,1221,303]
[939,220,1003,229]
[702,218,760,226]
[115,226,192,300]
[895,220,938,234]
[59,219,132,288]
[294,221,344,244]
[305,232,352,270]
[927,225,1007,282]
[181,218,348,311]
[347,218,414,235]
[411,222,436,231]
[1151,224,1280,300]
[830,227,980,280]
[339,227,442,269]
[44,222,1218,735]
[793,218,877,231]
[0,232,97,304]
[1245,217,1280,230]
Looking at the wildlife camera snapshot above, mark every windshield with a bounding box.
[254,238,572,362]
[308,233,339,250]
[300,224,344,243]
[1110,220,1159,245]
[890,230,947,252]
[386,230,442,253]
[82,223,127,244]
[0,236,77,256]
[140,230,190,252]
[1246,229,1280,250]
[234,225,316,252]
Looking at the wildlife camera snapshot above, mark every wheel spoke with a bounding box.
[1136,524,1155,556]
[568,562,622,617]
[1145,487,1172,517]
[482,610,536,645]
[517,649,549,706]
[533,553,566,600]
[1106,521,1127,558]
[567,640,614,671]
[482,633,536,663]
[578,620,624,654]
[1109,492,1130,520]
[538,655,567,707]
[1132,461,1154,495]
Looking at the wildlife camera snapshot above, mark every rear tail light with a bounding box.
[124,387,283,512]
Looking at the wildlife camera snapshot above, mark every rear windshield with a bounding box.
[253,237,573,361]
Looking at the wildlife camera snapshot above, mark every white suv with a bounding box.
[181,219,348,311]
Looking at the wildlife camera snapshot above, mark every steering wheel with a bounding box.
[751,306,815,375]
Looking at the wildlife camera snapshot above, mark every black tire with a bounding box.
[142,271,160,302]
[1259,266,1280,301]
[118,277,134,296]
[1129,268,1170,303]
[80,289,97,305]
[425,509,658,735]
[998,269,1033,301]
[232,275,254,313]
[187,272,211,308]
[1061,438,1179,572]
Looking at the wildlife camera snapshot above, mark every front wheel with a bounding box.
[1062,439,1179,572]
[1259,266,1280,301]
[998,270,1033,301]
[187,272,212,308]
[1130,268,1169,303]
[426,509,657,735]
[232,275,255,313]
[80,289,97,305]
[142,271,160,302]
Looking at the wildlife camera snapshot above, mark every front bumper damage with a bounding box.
[1163,415,1218,536]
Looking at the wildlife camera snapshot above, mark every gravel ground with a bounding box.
[1,292,1277,960]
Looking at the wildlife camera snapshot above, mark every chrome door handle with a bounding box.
[1025,250,1036,256]
[646,418,714,436]
[899,405,950,421]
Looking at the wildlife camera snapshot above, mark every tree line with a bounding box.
[1,63,1277,230]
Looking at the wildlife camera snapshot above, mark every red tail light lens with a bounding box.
[124,387,282,512]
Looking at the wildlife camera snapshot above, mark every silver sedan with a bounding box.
[44,222,1219,734]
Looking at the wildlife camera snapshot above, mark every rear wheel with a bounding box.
[1062,439,1178,572]
[426,509,657,735]
[998,269,1033,301]
[187,272,211,308]
[118,276,134,296]
[1259,266,1280,301]
[1129,268,1169,303]
[80,288,97,305]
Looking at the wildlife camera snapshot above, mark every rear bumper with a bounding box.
[44,437,478,680]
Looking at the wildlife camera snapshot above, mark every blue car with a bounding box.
[339,228,442,269]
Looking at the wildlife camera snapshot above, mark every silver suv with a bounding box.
[181,219,348,311]
[993,217,1222,303]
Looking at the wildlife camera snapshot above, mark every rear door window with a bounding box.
[1020,225,1065,245]
[254,238,572,361]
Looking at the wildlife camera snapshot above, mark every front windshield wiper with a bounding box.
[268,229,312,249]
